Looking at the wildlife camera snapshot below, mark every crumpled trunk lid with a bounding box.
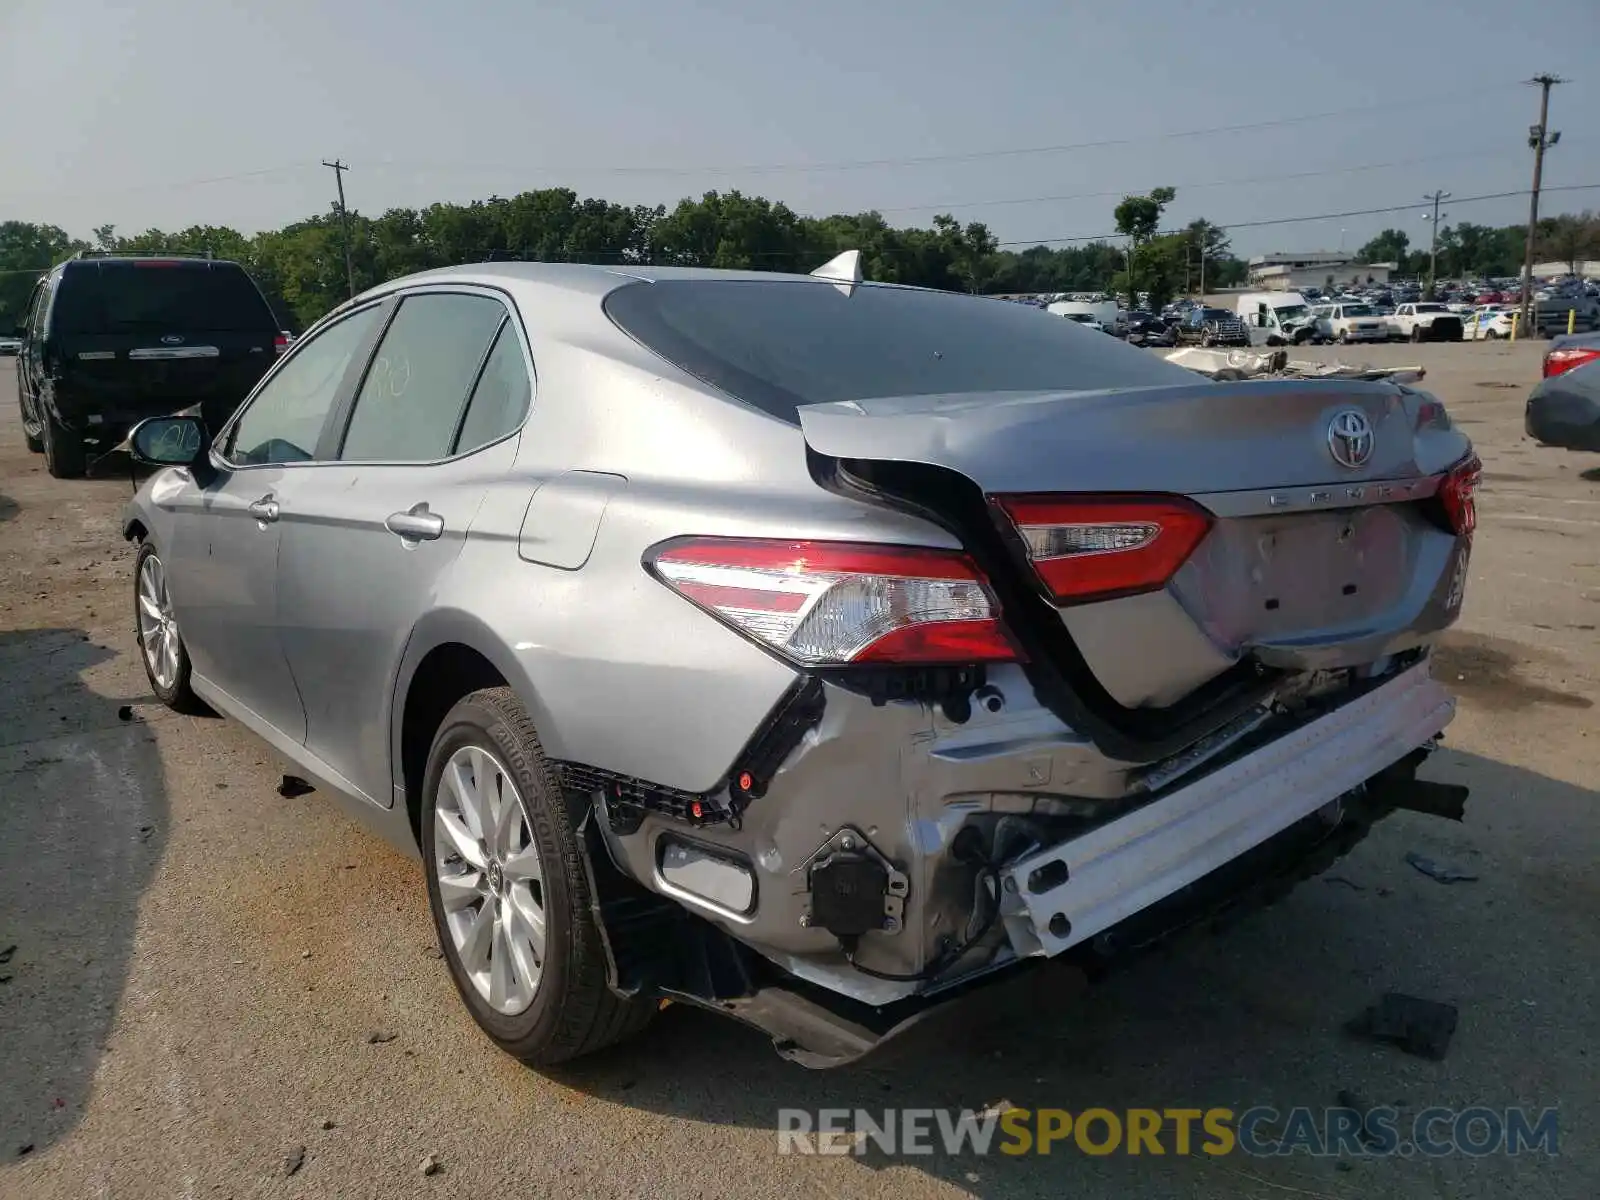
[801,378,1473,717]
[797,378,1468,495]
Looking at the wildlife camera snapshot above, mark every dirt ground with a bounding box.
[1,341,1596,1199]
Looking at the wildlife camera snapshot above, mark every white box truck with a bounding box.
[1235,292,1318,346]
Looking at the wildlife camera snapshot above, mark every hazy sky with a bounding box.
[2,0,1596,257]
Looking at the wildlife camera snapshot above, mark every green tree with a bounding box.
[1358,228,1410,267]
[1537,211,1600,278]
[1112,186,1177,307]
[0,221,87,328]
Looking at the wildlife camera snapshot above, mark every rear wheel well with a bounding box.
[400,643,507,844]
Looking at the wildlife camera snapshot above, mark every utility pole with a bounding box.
[1422,190,1451,297]
[1519,75,1563,328]
[322,158,356,299]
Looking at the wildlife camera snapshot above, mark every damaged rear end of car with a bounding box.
[575,275,1478,1066]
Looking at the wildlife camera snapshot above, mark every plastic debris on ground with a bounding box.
[1346,992,1459,1061]
[1163,346,1426,384]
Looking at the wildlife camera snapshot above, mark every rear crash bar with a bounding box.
[1000,660,1455,959]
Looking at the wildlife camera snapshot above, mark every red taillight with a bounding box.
[1543,347,1600,378]
[132,260,186,269]
[645,537,1021,666]
[993,494,1214,605]
[1437,453,1481,537]
[274,333,290,355]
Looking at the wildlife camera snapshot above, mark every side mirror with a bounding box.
[129,415,209,468]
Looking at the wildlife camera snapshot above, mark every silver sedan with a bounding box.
[121,257,1479,1067]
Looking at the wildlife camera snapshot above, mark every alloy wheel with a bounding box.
[433,745,548,1015]
[136,553,182,691]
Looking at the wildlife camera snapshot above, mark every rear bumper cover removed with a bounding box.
[1000,660,1454,958]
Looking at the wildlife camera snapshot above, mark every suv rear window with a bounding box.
[52,262,276,335]
[604,279,1193,424]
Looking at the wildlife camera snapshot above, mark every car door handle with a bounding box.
[248,496,280,523]
[385,505,445,542]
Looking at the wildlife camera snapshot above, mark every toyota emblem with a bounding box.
[160,334,185,345]
[1326,409,1375,469]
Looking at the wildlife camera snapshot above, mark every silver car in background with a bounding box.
[121,257,1480,1067]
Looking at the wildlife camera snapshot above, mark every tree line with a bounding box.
[3,186,1594,333]
[1356,212,1600,284]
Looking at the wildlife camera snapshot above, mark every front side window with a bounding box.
[226,304,382,465]
[339,293,506,462]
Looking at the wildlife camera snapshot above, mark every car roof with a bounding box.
[355,260,907,303]
[59,255,247,271]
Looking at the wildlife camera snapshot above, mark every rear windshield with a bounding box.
[52,262,276,335]
[604,279,1193,423]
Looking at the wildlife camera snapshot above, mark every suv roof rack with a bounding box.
[70,249,217,260]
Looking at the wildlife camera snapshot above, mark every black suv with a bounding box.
[14,252,285,478]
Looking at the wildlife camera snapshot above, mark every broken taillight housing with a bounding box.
[1436,453,1481,537]
[993,494,1214,605]
[645,537,1021,666]
[1543,346,1600,378]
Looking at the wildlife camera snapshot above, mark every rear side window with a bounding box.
[338,293,506,462]
[454,323,532,454]
[51,262,276,335]
[604,279,1194,424]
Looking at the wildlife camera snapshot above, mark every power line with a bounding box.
[357,88,1522,180]
[994,183,1600,246]
[875,144,1558,215]
[3,183,1595,277]
[0,164,311,204]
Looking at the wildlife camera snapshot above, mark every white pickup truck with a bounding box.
[1388,303,1465,343]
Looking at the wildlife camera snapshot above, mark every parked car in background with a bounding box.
[1123,312,1175,346]
[118,258,1478,1069]
[14,251,286,478]
[1528,297,1600,339]
[1060,312,1108,334]
[1173,306,1250,347]
[1389,303,1464,343]
[1046,298,1119,330]
[1527,332,1600,452]
[1461,307,1517,341]
[0,334,21,356]
[1312,303,1390,344]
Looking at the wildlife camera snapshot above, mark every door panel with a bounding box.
[164,465,306,741]
[164,301,388,742]
[274,289,529,807]
[275,438,519,806]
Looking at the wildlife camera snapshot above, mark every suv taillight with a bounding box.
[993,495,1214,605]
[274,333,290,355]
[1543,347,1600,378]
[1437,454,1481,537]
[646,537,1022,666]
